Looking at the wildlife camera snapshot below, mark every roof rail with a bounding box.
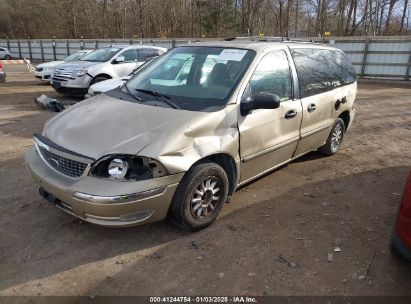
[222,36,326,44]
[222,36,288,42]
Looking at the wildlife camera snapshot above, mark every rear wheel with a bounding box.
[5,55,11,60]
[168,162,229,231]
[318,118,345,156]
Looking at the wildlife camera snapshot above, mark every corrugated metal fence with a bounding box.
[1,37,410,80]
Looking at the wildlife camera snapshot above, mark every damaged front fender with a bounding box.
[138,104,240,175]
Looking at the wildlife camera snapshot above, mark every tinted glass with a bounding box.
[138,49,158,61]
[121,49,139,62]
[81,47,121,62]
[291,48,356,98]
[248,51,292,101]
[64,51,88,62]
[124,47,255,111]
[332,50,357,86]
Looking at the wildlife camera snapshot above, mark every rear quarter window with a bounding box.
[291,48,356,98]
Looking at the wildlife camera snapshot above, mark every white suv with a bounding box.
[51,45,166,96]
[35,50,93,82]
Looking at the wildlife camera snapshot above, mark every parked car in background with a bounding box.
[34,50,93,82]
[0,47,12,60]
[85,56,158,98]
[0,60,6,82]
[391,170,411,261]
[25,40,357,230]
[51,45,166,96]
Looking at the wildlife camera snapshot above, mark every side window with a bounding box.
[291,48,357,98]
[0,48,5,52]
[331,50,357,87]
[139,49,157,61]
[120,49,139,62]
[248,51,292,102]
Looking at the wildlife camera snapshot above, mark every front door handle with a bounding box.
[285,109,297,119]
[307,103,316,113]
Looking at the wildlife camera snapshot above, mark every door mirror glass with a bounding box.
[241,92,280,115]
[114,56,125,63]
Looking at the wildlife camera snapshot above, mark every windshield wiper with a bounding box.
[134,89,180,109]
[122,83,143,102]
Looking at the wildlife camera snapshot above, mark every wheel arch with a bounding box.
[189,153,238,198]
[338,110,350,131]
[93,73,112,80]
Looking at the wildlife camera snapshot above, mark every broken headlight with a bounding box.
[91,155,168,181]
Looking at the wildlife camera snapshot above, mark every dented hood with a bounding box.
[53,60,99,72]
[42,93,228,161]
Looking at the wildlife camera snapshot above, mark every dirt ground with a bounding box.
[0,64,410,297]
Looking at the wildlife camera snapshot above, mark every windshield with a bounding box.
[81,48,121,62]
[123,46,255,111]
[64,51,88,62]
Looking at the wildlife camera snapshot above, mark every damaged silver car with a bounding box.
[25,40,357,230]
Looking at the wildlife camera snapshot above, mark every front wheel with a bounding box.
[318,118,345,156]
[168,162,229,231]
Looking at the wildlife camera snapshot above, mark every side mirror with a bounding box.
[114,56,125,63]
[241,92,281,116]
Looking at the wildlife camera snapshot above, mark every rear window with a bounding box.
[291,48,356,98]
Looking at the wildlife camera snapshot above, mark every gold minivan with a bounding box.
[25,40,357,230]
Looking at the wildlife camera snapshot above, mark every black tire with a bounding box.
[5,55,11,60]
[90,76,109,86]
[168,162,229,231]
[318,118,345,156]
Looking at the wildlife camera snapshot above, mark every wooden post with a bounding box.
[40,40,45,62]
[360,40,370,78]
[406,52,411,81]
[52,40,57,60]
[28,39,32,60]
[17,40,22,59]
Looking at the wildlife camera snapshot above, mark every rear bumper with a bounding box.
[391,232,411,262]
[25,146,184,227]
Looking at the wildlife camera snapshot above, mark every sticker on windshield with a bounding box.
[217,49,248,61]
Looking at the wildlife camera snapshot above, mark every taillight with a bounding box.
[396,170,411,247]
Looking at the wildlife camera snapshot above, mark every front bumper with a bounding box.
[25,147,183,227]
[391,232,411,262]
[34,71,51,81]
[51,74,92,89]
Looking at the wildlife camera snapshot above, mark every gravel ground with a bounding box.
[0,64,410,297]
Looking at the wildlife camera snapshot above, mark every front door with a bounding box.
[112,49,140,77]
[238,50,303,184]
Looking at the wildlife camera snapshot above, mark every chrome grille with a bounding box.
[37,145,88,178]
[52,69,75,82]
